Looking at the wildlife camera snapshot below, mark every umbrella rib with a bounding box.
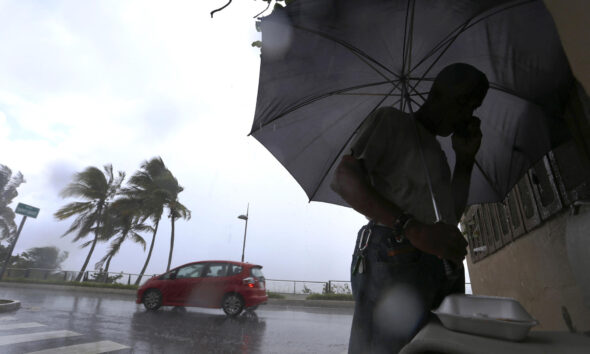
[409,0,535,75]
[412,78,547,109]
[307,83,402,202]
[406,95,424,110]
[474,159,504,202]
[401,0,412,74]
[401,0,416,113]
[488,83,540,107]
[252,80,400,132]
[407,21,471,87]
[406,83,427,104]
[338,91,428,97]
[293,25,399,81]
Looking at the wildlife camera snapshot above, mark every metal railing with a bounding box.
[2,268,157,286]
[266,279,473,295]
[0,268,473,295]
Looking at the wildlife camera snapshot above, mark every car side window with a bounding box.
[160,269,177,280]
[176,264,205,279]
[205,263,227,277]
[229,264,243,275]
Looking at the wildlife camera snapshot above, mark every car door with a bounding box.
[173,263,206,305]
[197,262,229,307]
[156,268,182,304]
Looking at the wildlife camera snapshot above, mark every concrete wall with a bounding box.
[466,208,590,331]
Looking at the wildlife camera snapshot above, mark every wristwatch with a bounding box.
[392,212,414,243]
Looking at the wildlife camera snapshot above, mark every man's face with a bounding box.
[433,92,485,137]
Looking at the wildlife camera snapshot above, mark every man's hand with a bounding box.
[452,116,482,160]
[404,220,468,264]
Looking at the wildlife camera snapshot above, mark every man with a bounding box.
[331,63,489,353]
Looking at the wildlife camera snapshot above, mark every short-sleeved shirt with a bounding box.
[351,107,457,225]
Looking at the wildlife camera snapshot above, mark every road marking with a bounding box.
[0,330,81,346]
[0,322,46,330]
[25,340,129,354]
[0,316,16,321]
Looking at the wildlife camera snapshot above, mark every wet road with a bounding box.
[0,286,352,353]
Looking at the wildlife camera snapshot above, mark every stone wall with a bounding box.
[466,208,590,331]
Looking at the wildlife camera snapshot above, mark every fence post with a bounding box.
[293,281,296,294]
[328,281,331,294]
[6,269,10,278]
[128,274,131,285]
[104,272,108,283]
[44,270,49,280]
[63,271,68,281]
[24,269,30,278]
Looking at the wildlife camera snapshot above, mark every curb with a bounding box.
[0,299,21,313]
[0,281,136,296]
[266,299,353,308]
[0,282,354,308]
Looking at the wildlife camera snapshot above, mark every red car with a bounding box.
[136,260,268,316]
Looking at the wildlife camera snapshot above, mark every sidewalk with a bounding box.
[0,281,354,309]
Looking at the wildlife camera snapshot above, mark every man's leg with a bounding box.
[365,233,447,353]
[349,226,372,354]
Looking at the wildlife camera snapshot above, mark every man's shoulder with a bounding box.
[371,106,412,127]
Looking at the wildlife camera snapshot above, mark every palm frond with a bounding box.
[60,213,92,238]
[59,166,108,200]
[0,218,13,239]
[130,231,147,250]
[54,202,94,220]
[79,239,94,249]
[72,216,96,242]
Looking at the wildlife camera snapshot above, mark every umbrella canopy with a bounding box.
[251,0,574,207]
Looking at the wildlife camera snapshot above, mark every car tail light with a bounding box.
[243,277,255,288]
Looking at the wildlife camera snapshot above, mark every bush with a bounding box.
[1,277,138,290]
[266,291,286,299]
[88,271,124,284]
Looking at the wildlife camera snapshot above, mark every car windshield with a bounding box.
[251,267,264,279]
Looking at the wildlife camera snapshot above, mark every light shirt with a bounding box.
[351,107,457,225]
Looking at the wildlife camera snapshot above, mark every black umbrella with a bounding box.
[251,0,574,208]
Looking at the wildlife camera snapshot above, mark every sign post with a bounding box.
[0,203,40,280]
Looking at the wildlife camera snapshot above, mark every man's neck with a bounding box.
[415,106,438,135]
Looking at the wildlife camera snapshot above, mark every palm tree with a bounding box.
[166,184,191,272]
[54,165,124,281]
[127,157,170,285]
[94,198,151,275]
[0,165,25,241]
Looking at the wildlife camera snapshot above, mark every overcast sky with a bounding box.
[0,0,371,284]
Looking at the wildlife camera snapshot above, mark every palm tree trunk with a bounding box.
[104,255,112,274]
[76,230,99,282]
[76,207,102,282]
[135,218,159,286]
[167,215,176,272]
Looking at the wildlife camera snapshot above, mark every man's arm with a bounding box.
[331,155,468,263]
[330,154,403,228]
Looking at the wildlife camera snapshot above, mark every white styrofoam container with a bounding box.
[432,294,539,341]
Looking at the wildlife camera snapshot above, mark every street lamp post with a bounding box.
[238,203,249,263]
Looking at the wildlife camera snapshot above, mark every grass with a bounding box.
[266,291,286,299]
[0,277,139,290]
[306,293,354,301]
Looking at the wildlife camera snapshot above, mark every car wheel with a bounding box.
[143,289,162,311]
[222,293,244,317]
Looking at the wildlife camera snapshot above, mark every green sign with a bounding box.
[15,203,40,218]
